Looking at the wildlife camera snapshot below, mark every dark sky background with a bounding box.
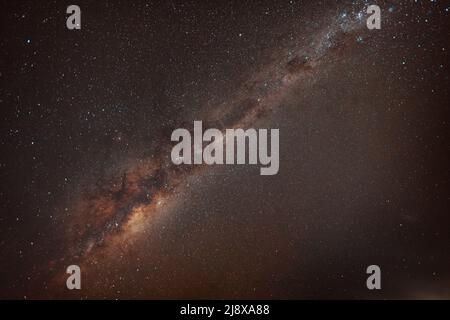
[0,0,449,299]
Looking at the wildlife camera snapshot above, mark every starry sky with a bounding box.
[0,0,449,299]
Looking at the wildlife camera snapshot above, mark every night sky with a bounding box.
[0,0,449,299]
